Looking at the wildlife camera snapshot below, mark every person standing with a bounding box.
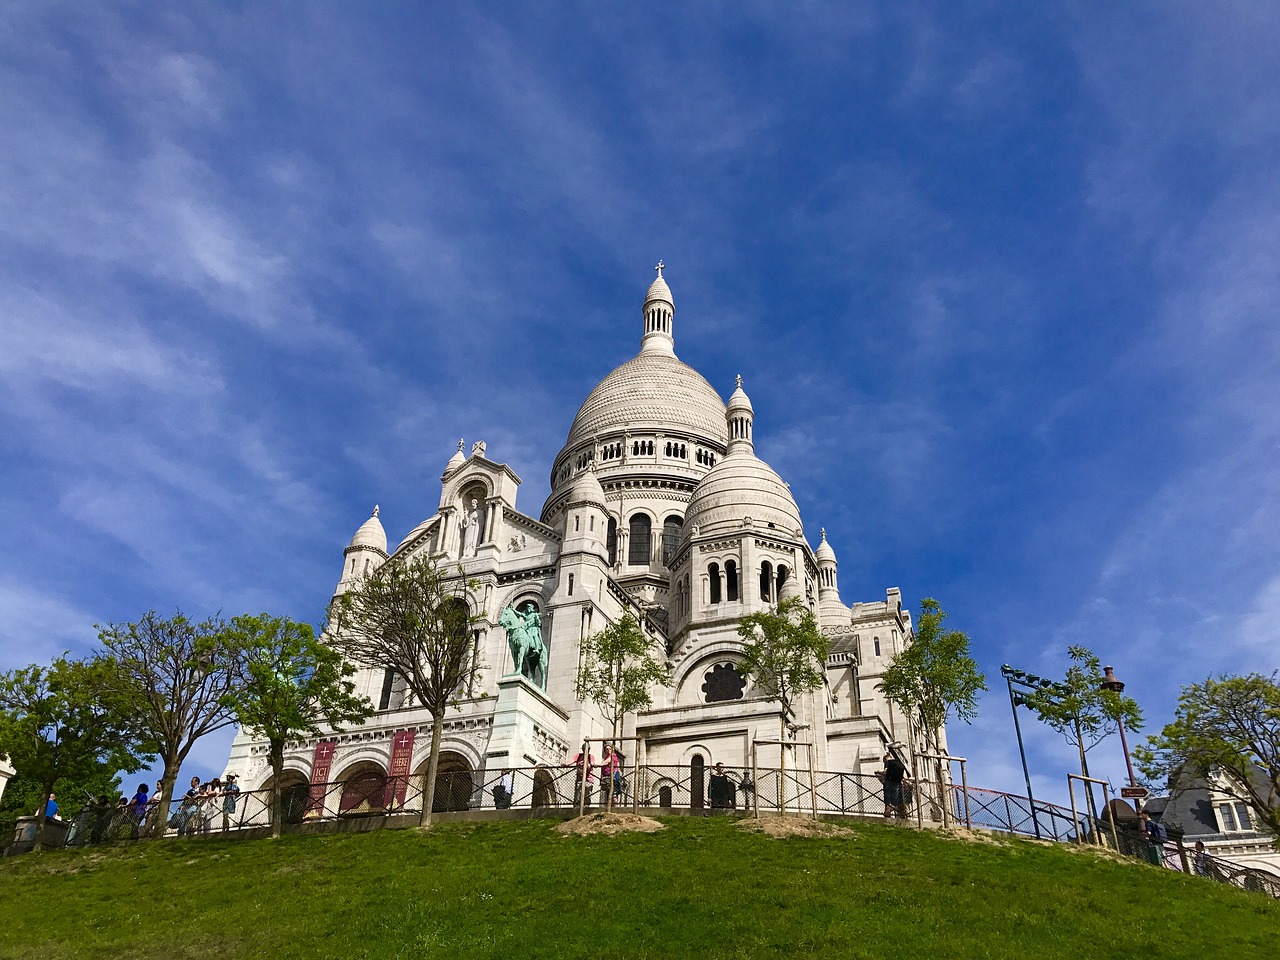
[571,743,596,810]
[708,763,735,811]
[877,751,909,820]
[221,773,241,832]
[493,769,513,809]
[128,783,149,840]
[177,776,201,837]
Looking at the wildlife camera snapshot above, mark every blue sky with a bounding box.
[2,3,1277,806]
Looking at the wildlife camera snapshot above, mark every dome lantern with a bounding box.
[640,260,676,356]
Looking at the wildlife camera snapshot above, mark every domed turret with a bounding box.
[566,464,606,507]
[815,527,844,616]
[685,378,803,538]
[443,438,466,477]
[350,505,387,553]
[641,260,675,356]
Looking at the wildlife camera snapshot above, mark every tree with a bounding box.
[328,555,483,826]
[97,611,245,837]
[879,598,986,752]
[1136,673,1280,846]
[878,598,985,824]
[737,597,830,811]
[222,614,374,838]
[576,613,669,807]
[0,656,152,851]
[1021,645,1142,821]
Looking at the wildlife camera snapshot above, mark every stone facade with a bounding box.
[225,267,927,803]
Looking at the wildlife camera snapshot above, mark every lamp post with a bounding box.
[1001,665,1041,840]
[1100,665,1137,789]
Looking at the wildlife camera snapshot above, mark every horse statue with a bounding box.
[498,605,547,685]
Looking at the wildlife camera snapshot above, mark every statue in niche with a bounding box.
[461,498,481,557]
[498,605,547,687]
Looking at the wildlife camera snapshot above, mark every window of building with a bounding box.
[725,560,738,601]
[873,637,881,657]
[776,564,789,597]
[628,514,651,565]
[606,517,618,566]
[708,563,722,604]
[378,668,396,711]
[759,561,773,602]
[1218,802,1254,832]
[661,516,682,565]
[702,663,747,703]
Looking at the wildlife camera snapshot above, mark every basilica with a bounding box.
[225,267,922,810]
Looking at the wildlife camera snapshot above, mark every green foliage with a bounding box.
[0,656,153,849]
[1021,645,1143,757]
[222,614,374,837]
[1135,672,1280,845]
[97,611,245,835]
[737,597,829,732]
[0,818,1276,959]
[328,554,484,823]
[576,613,669,739]
[879,598,986,747]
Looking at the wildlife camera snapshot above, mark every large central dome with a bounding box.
[565,350,728,446]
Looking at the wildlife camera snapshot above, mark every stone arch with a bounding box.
[416,751,475,813]
[259,769,311,826]
[628,512,654,566]
[673,645,753,705]
[334,759,388,816]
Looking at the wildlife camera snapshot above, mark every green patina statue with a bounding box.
[498,605,547,687]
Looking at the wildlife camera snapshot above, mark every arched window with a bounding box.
[708,563,722,604]
[606,517,618,566]
[873,637,881,657]
[628,514,651,565]
[661,516,682,566]
[568,573,574,596]
[725,560,739,601]
[776,564,789,597]
[760,561,773,601]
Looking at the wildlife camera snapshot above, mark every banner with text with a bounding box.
[306,740,337,817]
[384,730,416,809]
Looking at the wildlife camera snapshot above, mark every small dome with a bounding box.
[645,274,673,307]
[815,528,837,563]
[684,453,802,536]
[727,375,753,415]
[565,466,606,507]
[444,439,466,475]
[350,506,387,553]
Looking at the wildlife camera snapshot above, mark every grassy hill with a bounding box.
[0,815,1274,960]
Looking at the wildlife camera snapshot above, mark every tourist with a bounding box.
[877,751,909,820]
[493,768,514,809]
[1194,840,1210,877]
[571,743,596,809]
[221,773,241,831]
[38,792,59,820]
[708,762,735,810]
[600,745,620,806]
[176,776,201,837]
[128,783,149,839]
[611,747,626,802]
[200,780,221,836]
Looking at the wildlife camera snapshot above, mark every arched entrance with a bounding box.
[424,752,474,812]
[263,772,311,826]
[690,754,705,811]
[337,761,387,816]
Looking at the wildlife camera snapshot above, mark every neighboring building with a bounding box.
[1149,769,1280,874]
[225,267,923,811]
[0,755,13,804]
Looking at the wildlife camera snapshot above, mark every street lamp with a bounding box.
[1100,665,1138,789]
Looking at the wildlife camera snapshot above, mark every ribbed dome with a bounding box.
[815,528,836,563]
[564,351,728,447]
[684,452,803,536]
[350,506,387,553]
[645,274,673,307]
[566,466,606,506]
[443,439,466,476]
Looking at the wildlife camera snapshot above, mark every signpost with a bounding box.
[1120,786,1148,800]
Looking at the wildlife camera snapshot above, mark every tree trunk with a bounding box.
[270,742,285,840]
[151,753,180,839]
[778,714,788,815]
[418,714,444,827]
[32,785,52,853]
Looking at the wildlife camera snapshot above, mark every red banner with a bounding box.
[383,730,416,810]
[306,739,337,817]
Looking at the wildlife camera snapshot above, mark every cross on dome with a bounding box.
[735,374,743,388]
[655,260,665,278]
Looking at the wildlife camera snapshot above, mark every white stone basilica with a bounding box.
[226,267,922,809]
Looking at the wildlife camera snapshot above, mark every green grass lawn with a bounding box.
[0,816,1274,960]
